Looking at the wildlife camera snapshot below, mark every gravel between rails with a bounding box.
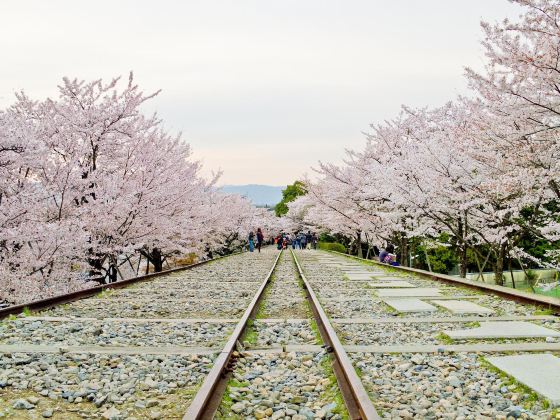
[295,250,558,419]
[0,249,279,419]
[258,252,309,320]
[216,250,348,419]
[250,321,318,347]
[0,319,234,347]
[216,351,345,420]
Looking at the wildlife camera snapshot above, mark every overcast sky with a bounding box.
[1,1,521,186]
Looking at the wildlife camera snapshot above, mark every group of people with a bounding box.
[274,231,318,250]
[248,231,397,265]
[247,230,319,253]
[247,228,264,252]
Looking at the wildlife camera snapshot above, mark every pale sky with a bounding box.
[0,1,521,185]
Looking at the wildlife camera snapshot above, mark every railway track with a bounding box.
[0,250,278,419]
[297,251,560,419]
[1,248,559,419]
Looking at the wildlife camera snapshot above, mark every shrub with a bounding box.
[318,242,346,253]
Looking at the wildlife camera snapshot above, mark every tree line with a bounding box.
[285,0,560,284]
[0,73,277,303]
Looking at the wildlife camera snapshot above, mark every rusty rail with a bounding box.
[0,251,242,320]
[183,250,283,420]
[291,249,380,420]
[331,251,560,313]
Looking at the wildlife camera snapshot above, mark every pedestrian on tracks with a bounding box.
[312,232,318,250]
[256,228,264,253]
[300,232,307,250]
[294,232,300,249]
[277,234,283,250]
[248,231,255,252]
[306,231,312,249]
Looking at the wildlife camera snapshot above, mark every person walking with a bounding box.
[306,231,312,250]
[300,232,307,250]
[256,228,264,253]
[312,232,318,250]
[248,231,255,252]
[294,233,301,249]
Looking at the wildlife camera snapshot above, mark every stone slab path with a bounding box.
[344,342,560,353]
[369,281,416,288]
[376,288,442,297]
[345,274,377,280]
[486,354,560,406]
[431,299,494,314]
[383,298,438,313]
[321,296,480,302]
[445,321,560,339]
[332,315,556,324]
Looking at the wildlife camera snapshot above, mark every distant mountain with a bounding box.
[221,184,284,207]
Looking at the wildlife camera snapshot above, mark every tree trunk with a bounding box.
[457,216,468,278]
[400,235,408,267]
[356,231,363,259]
[140,248,164,273]
[474,252,484,282]
[107,257,118,283]
[494,243,507,286]
[151,248,163,272]
[508,257,516,289]
[459,245,468,278]
[422,244,432,272]
[87,251,105,283]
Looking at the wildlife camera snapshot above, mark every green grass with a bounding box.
[309,318,322,343]
[319,356,350,420]
[465,321,481,328]
[536,287,560,298]
[242,319,258,347]
[435,332,454,344]
[380,301,397,314]
[479,356,549,410]
[533,308,556,316]
[252,267,279,319]
[94,289,114,299]
[22,307,32,317]
[215,378,250,419]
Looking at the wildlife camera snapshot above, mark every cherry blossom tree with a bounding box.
[0,74,274,303]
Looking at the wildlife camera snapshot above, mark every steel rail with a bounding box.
[0,251,243,320]
[290,249,380,420]
[331,251,560,313]
[183,250,283,420]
